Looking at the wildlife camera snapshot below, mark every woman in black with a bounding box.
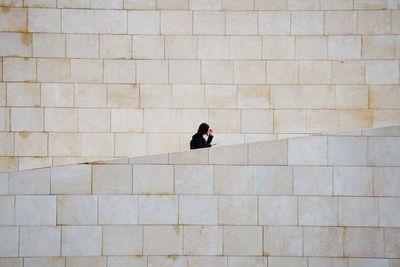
[190,123,214,149]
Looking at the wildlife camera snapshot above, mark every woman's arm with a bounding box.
[206,135,213,145]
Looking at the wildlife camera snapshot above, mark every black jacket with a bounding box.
[190,133,213,149]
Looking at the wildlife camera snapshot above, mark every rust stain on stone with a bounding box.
[167,255,177,261]
[20,33,32,46]
[19,132,31,139]
[173,225,181,235]
[1,6,10,13]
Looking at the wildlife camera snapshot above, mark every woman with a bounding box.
[190,122,214,149]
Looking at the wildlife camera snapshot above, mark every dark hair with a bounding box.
[197,122,209,135]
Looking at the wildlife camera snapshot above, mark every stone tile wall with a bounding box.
[0,0,400,171]
[0,124,399,266]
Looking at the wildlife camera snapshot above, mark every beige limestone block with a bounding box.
[209,109,240,133]
[174,165,213,194]
[0,7,27,31]
[393,10,400,34]
[249,139,288,165]
[379,197,400,226]
[48,133,81,157]
[226,11,257,35]
[107,257,146,267]
[229,257,268,267]
[259,196,297,225]
[107,84,139,108]
[179,195,218,224]
[184,226,222,255]
[176,108,208,132]
[62,226,102,256]
[295,36,327,59]
[62,9,94,33]
[132,164,173,194]
[193,11,225,35]
[344,228,384,257]
[255,0,286,9]
[307,110,340,133]
[304,227,343,257]
[103,226,142,256]
[334,167,373,196]
[16,195,56,225]
[209,143,247,164]
[205,85,236,108]
[339,197,378,226]
[124,0,155,9]
[299,61,331,84]
[133,35,164,59]
[291,11,323,35]
[15,132,48,157]
[98,195,138,224]
[94,10,127,34]
[358,11,391,34]
[270,85,301,108]
[91,0,123,8]
[222,0,253,10]
[369,137,400,166]
[328,136,368,166]
[71,59,103,83]
[165,36,197,59]
[18,157,52,170]
[147,256,187,267]
[324,11,357,35]
[0,258,22,267]
[7,83,40,107]
[328,36,361,59]
[219,196,257,225]
[253,166,293,195]
[336,85,368,109]
[299,196,338,226]
[263,36,294,59]
[169,148,208,164]
[259,11,290,35]
[158,0,188,10]
[190,0,220,10]
[202,60,233,84]
[384,228,400,257]
[28,8,60,32]
[93,165,132,194]
[302,85,335,109]
[0,227,19,257]
[274,110,306,133]
[147,133,180,154]
[0,33,32,57]
[288,0,320,9]
[104,60,136,83]
[20,226,61,256]
[224,226,262,256]
[41,83,73,108]
[111,109,143,132]
[128,11,159,34]
[238,85,269,109]
[100,35,131,59]
[373,110,400,127]
[234,61,266,84]
[3,57,36,82]
[0,158,19,173]
[57,195,97,225]
[294,166,332,196]
[355,0,388,9]
[230,36,261,59]
[340,110,372,131]
[0,173,9,195]
[214,165,252,194]
[37,58,70,82]
[241,109,273,133]
[45,108,77,132]
[370,85,400,109]
[82,133,114,157]
[267,61,298,84]
[51,165,91,194]
[140,84,171,108]
[33,33,65,58]
[74,84,106,108]
[308,258,348,267]
[350,259,389,267]
[374,167,400,196]
[66,34,98,58]
[139,195,178,224]
[66,257,106,267]
[161,11,192,34]
[143,225,183,255]
[137,60,168,83]
[362,35,396,59]
[0,83,5,105]
[264,226,302,256]
[77,109,110,132]
[198,36,229,59]
[57,0,90,8]
[0,196,14,225]
[24,257,65,267]
[268,257,307,267]
[144,109,176,132]
[11,107,43,131]
[169,60,201,83]
[0,132,13,156]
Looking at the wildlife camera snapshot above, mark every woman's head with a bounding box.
[197,122,209,135]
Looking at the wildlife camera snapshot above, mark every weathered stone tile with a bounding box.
[0,227,19,257]
[143,225,183,255]
[334,167,373,196]
[9,168,50,194]
[379,197,400,227]
[128,11,159,34]
[219,196,257,225]
[184,226,222,255]
[259,196,297,225]
[299,197,338,226]
[214,166,252,194]
[268,256,307,267]
[344,228,384,257]
[139,195,178,224]
[107,256,147,267]
[99,195,138,225]
[57,195,97,225]
[224,226,262,256]
[20,226,60,256]
[209,144,247,165]
[226,11,257,35]
[179,195,218,224]
[384,228,400,258]
[175,165,213,194]
[51,165,91,194]
[339,197,378,226]
[294,166,332,196]
[66,257,106,267]
[62,226,102,256]
[259,11,290,35]
[93,165,132,194]
[374,167,400,196]
[368,137,400,166]
[253,166,292,195]
[288,136,328,165]
[103,226,142,256]
[328,137,368,166]
[264,226,302,256]
[133,165,173,194]
[24,257,65,267]
[304,227,343,257]
[16,195,56,225]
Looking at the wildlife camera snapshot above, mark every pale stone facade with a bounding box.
[0,0,400,171]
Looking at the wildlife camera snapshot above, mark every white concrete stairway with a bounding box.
[0,125,400,267]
